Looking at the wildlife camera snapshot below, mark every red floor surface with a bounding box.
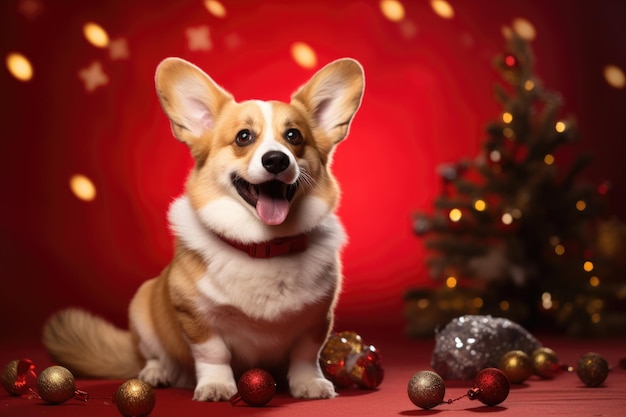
[2,333,625,417]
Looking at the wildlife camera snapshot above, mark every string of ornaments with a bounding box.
[0,330,382,414]
[407,315,615,411]
[1,324,617,414]
[1,359,156,417]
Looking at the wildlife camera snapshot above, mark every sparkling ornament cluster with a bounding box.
[319,330,384,389]
[431,315,541,379]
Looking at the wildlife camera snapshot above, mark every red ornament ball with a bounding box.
[233,369,276,407]
[468,368,510,406]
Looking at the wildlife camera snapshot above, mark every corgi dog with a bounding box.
[42,57,364,401]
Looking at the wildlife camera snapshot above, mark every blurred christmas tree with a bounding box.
[406,29,626,337]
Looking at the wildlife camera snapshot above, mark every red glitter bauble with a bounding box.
[232,369,276,407]
[469,368,510,406]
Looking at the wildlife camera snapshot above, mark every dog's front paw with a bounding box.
[290,377,337,399]
[193,382,237,402]
[138,359,169,387]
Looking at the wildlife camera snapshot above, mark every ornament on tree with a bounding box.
[407,370,445,410]
[531,347,560,379]
[576,352,609,387]
[468,368,510,406]
[114,379,156,417]
[319,331,384,389]
[431,315,541,380]
[229,368,276,407]
[498,350,533,384]
[2,359,37,396]
[36,365,88,404]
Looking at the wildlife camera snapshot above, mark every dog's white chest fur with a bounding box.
[168,196,346,322]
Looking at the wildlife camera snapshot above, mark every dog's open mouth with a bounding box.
[233,175,298,225]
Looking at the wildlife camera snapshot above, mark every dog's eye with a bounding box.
[235,129,255,146]
[284,128,303,145]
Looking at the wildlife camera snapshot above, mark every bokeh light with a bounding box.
[512,18,536,40]
[83,22,109,48]
[449,208,462,222]
[6,52,33,81]
[604,65,625,89]
[204,0,226,18]
[544,154,555,165]
[473,199,487,211]
[70,174,97,202]
[290,42,317,69]
[380,0,405,22]
[430,0,454,19]
[445,276,457,288]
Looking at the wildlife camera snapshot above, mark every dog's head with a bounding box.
[155,58,364,242]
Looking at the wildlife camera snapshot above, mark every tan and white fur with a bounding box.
[42,57,364,401]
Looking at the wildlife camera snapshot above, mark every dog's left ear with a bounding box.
[291,58,365,144]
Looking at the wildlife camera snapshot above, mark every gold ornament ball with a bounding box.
[336,330,364,353]
[499,350,533,384]
[36,366,76,404]
[532,347,559,379]
[577,352,609,387]
[407,370,445,410]
[2,359,29,396]
[115,379,156,417]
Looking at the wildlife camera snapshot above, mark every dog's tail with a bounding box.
[42,308,142,379]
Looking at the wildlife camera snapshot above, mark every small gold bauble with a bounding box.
[532,347,559,379]
[115,379,156,417]
[499,350,533,384]
[2,360,28,396]
[577,352,609,387]
[407,370,445,410]
[36,366,76,404]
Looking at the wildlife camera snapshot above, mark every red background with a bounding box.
[1,0,626,343]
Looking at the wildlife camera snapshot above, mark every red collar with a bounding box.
[218,233,308,258]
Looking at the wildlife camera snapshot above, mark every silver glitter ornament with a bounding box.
[431,315,541,380]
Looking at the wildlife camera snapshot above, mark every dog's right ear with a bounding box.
[155,58,233,146]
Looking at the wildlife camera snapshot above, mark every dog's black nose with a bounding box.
[262,151,290,174]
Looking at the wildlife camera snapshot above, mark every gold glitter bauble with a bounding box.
[407,370,445,410]
[2,360,28,396]
[336,331,364,353]
[319,333,357,388]
[532,347,559,379]
[577,352,609,387]
[115,379,156,417]
[36,366,76,404]
[498,350,533,384]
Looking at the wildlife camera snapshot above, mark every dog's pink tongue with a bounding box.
[257,193,290,225]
